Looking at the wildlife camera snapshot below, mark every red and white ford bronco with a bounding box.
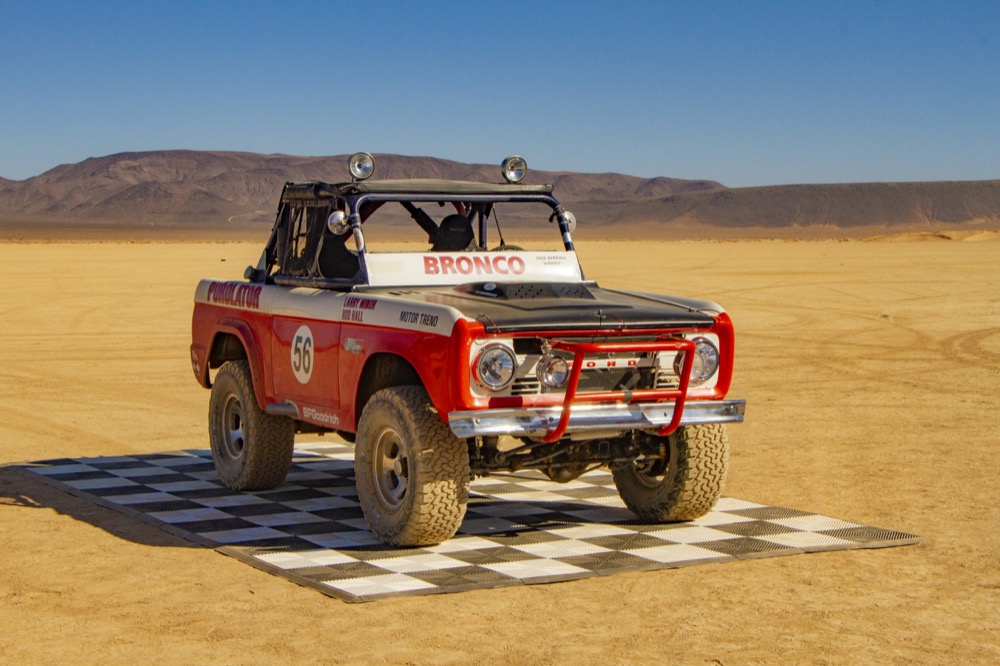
[190,154,745,546]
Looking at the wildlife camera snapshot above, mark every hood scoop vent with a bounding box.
[457,282,595,301]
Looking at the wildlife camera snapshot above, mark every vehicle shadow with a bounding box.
[1,451,639,553]
[0,465,198,548]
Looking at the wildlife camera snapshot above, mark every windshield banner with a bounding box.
[365,251,583,287]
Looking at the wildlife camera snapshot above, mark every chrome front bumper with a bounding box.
[448,399,746,439]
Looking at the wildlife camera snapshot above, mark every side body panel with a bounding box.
[192,279,467,432]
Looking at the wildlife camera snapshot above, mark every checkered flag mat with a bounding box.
[13,442,922,602]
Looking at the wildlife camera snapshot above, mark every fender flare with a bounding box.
[209,318,269,411]
[348,326,463,432]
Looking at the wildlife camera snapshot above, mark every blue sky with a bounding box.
[1,0,998,186]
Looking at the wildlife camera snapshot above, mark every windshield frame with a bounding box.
[346,191,577,286]
[257,182,580,290]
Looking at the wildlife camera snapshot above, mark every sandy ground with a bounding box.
[1,238,997,664]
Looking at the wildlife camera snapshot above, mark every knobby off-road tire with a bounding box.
[612,423,728,522]
[209,360,294,491]
[355,386,470,546]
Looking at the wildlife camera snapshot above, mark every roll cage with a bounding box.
[245,180,579,290]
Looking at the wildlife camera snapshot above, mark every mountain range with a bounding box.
[1,150,997,237]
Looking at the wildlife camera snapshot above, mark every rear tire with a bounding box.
[612,424,728,521]
[209,360,294,491]
[355,386,470,546]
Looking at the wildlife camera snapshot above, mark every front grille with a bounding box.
[511,358,661,396]
[494,336,694,399]
[511,376,541,396]
[655,369,680,389]
[576,367,654,392]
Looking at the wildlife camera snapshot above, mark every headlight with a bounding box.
[474,344,518,390]
[536,355,569,388]
[501,156,527,183]
[349,152,375,180]
[674,337,720,384]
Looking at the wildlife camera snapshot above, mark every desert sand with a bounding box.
[1,237,997,664]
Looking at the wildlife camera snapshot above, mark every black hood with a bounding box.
[375,282,720,333]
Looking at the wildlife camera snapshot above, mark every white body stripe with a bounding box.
[194,280,466,335]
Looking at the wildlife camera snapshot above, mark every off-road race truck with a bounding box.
[190,154,746,546]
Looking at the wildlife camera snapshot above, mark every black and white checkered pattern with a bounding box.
[14,443,921,602]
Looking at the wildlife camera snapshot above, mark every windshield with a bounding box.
[262,191,580,287]
[353,198,571,253]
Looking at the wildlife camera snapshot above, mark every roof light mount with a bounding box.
[349,152,375,181]
[501,155,527,183]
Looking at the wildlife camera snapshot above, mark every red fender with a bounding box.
[208,317,269,411]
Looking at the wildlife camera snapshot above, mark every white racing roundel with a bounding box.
[290,325,314,384]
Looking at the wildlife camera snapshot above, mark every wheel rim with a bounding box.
[220,394,246,460]
[632,438,678,489]
[372,427,409,507]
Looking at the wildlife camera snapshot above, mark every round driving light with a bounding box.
[537,355,569,388]
[475,344,518,390]
[327,210,350,235]
[348,152,375,180]
[677,337,720,384]
[501,155,527,183]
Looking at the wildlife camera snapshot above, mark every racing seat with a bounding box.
[317,232,360,279]
[431,214,475,251]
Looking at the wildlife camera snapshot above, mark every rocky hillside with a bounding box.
[0,151,719,227]
[613,180,1000,230]
[1,150,998,235]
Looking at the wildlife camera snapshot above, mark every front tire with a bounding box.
[209,360,294,491]
[612,424,728,521]
[355,386,470,546]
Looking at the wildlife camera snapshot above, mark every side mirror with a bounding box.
[564,211,577,233]
[550,210,577,234]
[327,210,351,236]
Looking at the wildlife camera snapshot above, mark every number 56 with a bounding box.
[293,334,313,374]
